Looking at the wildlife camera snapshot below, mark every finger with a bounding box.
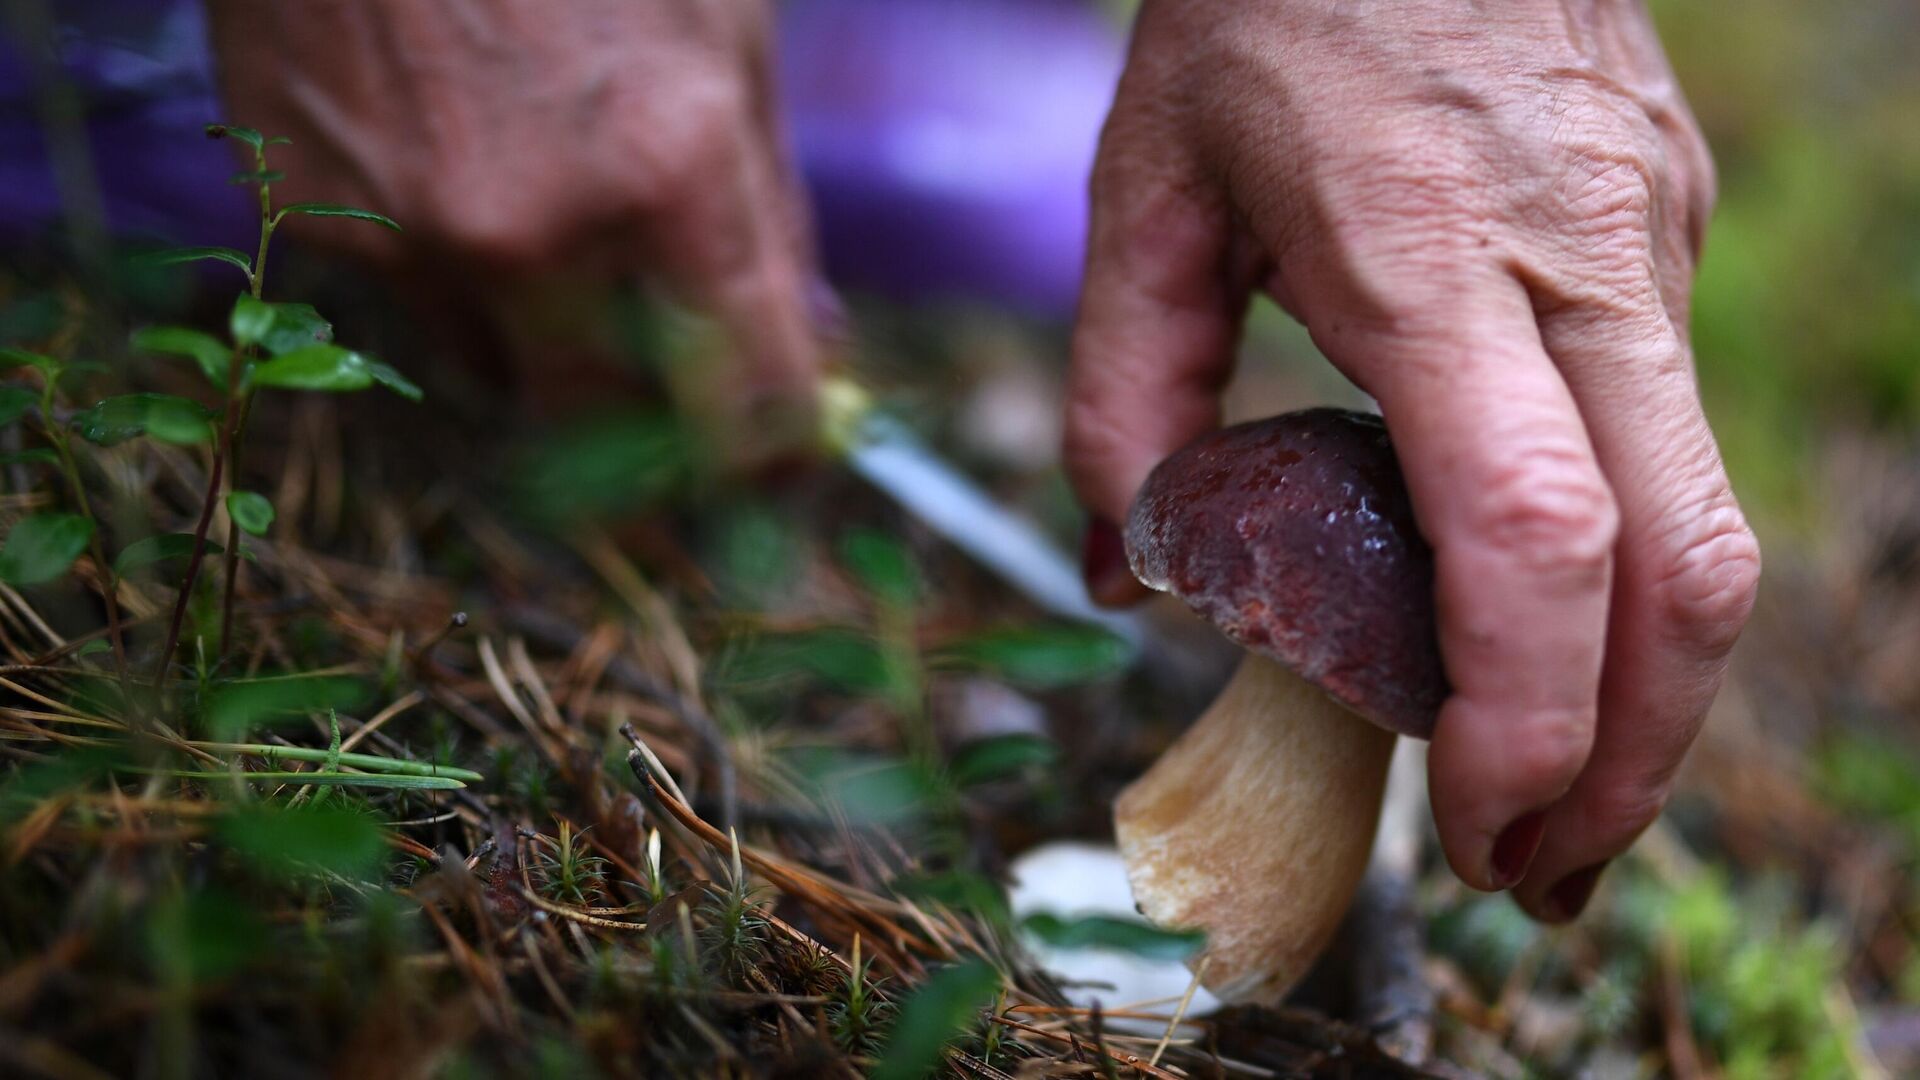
[732,0,823,301]
[1512,268,1759,922]
[1289,262,1618,892]
[649,109,824,416]
[1065,149,1245,604]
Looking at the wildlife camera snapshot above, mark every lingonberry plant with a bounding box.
[1,124,420,693]
[0,124,434,788]
[139,124,422,681]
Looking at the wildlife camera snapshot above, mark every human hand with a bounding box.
[1067,0,1759,919]
[205,0,820,426]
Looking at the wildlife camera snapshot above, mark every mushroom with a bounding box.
[1115,407,1446,1004]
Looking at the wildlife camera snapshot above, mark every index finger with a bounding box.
[651,123,823,411]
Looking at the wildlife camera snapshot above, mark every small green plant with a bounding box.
[697,833,770,983]
[3,124,420,707]
[535,819,607,905]
[871,958,1001,1080]
[0,123,459,818]
[134,124,418,678]
[638,828,670,907]
[496,745,554,818]
[828,935,894,1056]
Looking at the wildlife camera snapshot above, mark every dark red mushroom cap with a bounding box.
[1125,408,1446,737]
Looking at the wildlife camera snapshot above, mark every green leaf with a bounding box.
[840,528,919,607]
[136,246,252,277]
[718,629,896,695]
[131,325,231,385]
[256,302,333,357]
[0,449,58,466]
[210,743,484,782]
[69,393,216,446]
[509,410,693,523]
[0,746,124,819]
[0,385,38,427]
[216,803,388,880]
[365,359,423,402]
[933,625,1132,690]
[714,504,798,605]
[226,491,275,536]
[276,202,401,232]
[949,734,1059,788]
[204,123,264,149]
[151,769,462,791]
[147,888,265,985]
[798,753,947,826]
[0,347,62,376]
[229,169,286,185]
[201,674,369,742]
[0,294,61,342]
[247,343,373,393]
[893,870,1012,926]
[229,294,274,347]
[1019,912,1206,961]
[112,533,239,577]
[198,300,336,360]
[872,959,1001,1080]
[0,513,93,585]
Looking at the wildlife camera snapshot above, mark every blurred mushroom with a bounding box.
[1115,408,1446,1003]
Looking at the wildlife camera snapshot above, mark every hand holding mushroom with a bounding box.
[1071,0,1761,939]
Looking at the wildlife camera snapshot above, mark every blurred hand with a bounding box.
[205,0,820,423]
[1067,0,1759,919]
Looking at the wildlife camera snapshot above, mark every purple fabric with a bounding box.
[0,0,250,250]
[780,0,1124,316]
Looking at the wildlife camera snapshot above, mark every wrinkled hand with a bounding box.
[1067,0,1759,918]
[206,0,819,419]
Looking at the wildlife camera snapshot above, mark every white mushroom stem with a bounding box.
[1115,653,1396,1004]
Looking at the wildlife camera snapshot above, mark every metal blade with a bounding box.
[844,411,1146,650]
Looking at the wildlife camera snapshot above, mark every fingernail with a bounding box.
[1489,810,1548,889]
[1544,861,1609,922]
[1081,517,1132,604]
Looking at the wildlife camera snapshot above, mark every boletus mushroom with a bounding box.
[1115,408,1446,1004]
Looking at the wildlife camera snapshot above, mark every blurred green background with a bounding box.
[1655,0,1920,525]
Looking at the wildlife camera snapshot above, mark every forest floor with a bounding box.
[0,267,1915,1080]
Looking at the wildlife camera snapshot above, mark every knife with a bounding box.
[821,375,1148,652]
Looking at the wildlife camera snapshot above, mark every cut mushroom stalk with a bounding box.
[1115,408,1446,1005]
[1117,653,1394,1002]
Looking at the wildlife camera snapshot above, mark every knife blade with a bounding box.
[823,376,1148,651]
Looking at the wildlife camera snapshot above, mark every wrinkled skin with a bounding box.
[1067,0,1760,919]
[209,0,1762,922]
[205,0,820,437]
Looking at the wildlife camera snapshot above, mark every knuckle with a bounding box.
[1465,446,1620,582]
[1651,502,1762,656]
[432,200,547,266]
[1508,705,1599,793]
[619,85,750,212]
[1582,779,1671,846]
[1566,151,1658,246]
[1680,125,1719,216]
